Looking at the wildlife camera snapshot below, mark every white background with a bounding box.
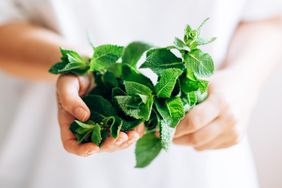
[249,62,282,188]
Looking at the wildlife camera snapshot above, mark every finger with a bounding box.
[134,123,145,137]
[118,130,140,150]
[173,115,227,147]
[63,140,100,156]
[100,132,128,152]
[58,108,100,156]
[57,75,91,121]
[194,128,240,151]
[174,94,224,138]
[127,130,140,144]
[58,107,76,140]
[58,107,100,156]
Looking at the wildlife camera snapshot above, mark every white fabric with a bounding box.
[0,0,281,187]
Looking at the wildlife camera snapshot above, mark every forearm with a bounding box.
[222,17,282,91]
[0,22,70,81]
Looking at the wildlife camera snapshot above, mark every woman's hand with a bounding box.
[173,68,258,151]
[56,74,143,156]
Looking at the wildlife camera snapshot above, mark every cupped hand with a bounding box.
[56,74,144,156]
[173,69,258,151]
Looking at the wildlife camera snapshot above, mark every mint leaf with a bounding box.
[160,120,175,150]
[59,62,88,73]
[48,61,67,74]
[140,49,184,75]
[166,97,185,127]
[115,95,142,119]
[90,44,124,72]
[122,64,154,89]
[139,95,154,121]
[83,95,116,117]
[155,68,182,98]
[124,81,152,96]
[195,37,216,46]
[187,91,197,106]
[174,37,190,51]
[122,41,151,68]
[184,49,214,78]
[110,116,122,138]
[135,132,162,168]
[49,48,89,75]
[74,120,95,129]
[144,109,160,130]
[121,119,142,132]
[102,71,119,88]
[49,19,216,168]
[155,97,184,128]
[70,120,102,144]
[91,124,102,145]
[115,95,153,121]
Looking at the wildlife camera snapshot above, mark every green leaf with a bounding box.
[74,120,94,129]
[70,120,100,143]
[103,116,115,128]
[60,48,83,62]
[186,67,197,81]
[135,132,162,168]
[121,119,142,132]
[165,97,185,127]
[196,90,208,104]
[198,80,208,93]
[110,116,123,138]
[83,95,117,117]
[90,44,124,72]
[174,37,190,51]
[183,18,216,49]
[155,68,182,98]
[184,49,214,78]
[140,49,184,75]
[137,94,149,103]
[122,64,154,89]
[144,109,160,130]
[139,95,154,121]
[67,54,86,65]
[48,61,67,74]
[197,17,209,34]
[187,91,197,106]
[155,97,184,128]
[160,120,175,150]
[180,76,199,93]
[115,95,142,119]
[91,125,102,145]
[102,71,118,88]
[124,81,152,96]
[171,79,181,97]
[59,62,88,72]
[196,37,216,46]
[76,130,92,143]
[112,87,126,97]
[49,48,89,75]
[122,41,151,68]
[115,95,153,121]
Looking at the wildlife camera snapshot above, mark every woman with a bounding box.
[0,0,281,187]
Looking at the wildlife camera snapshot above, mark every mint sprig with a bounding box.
[49,19,216,168]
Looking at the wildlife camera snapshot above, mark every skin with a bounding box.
[0,17,281,156]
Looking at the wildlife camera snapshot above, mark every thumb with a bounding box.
[56,74,91,121]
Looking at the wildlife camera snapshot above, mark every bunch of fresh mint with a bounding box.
[49,19,215,168]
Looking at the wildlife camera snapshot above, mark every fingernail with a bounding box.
[115,138,124,145]
[74,107,88,120]
[88,149,99,155]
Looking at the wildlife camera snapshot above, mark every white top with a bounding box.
[0,0,281,188]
